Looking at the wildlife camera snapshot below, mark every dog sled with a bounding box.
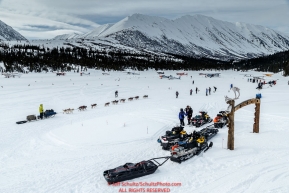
[80,72,90,76]
[16,109,57,124]
[56,72,65,76]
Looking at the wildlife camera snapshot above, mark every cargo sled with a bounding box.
[103,157,170,184]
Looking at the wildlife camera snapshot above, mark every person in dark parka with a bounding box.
[185,106,193,125]
[179,108,187,126]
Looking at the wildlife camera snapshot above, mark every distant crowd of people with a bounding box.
[176,86,217,98]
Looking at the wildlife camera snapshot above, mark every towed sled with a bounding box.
[103,157,170,184]
[16,109,57,124]
[191,111,212,127]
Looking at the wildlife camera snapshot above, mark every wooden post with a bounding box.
[227,100,235,150]
[253,99,260,133]
[226,98,261,150]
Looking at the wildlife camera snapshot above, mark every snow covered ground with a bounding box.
[1,70,289,193]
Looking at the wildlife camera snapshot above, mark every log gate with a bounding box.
[226,98,261,150]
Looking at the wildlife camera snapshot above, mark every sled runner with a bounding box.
[16,121,28,124]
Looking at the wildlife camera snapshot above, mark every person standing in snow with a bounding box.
[190,89,192,95]
[206,88,208,96]
[176,91,179,98]
[209,87,211,95]
[179,108,187,126]
[39,104,44,119]
[214,86,217,92]
[230,84,233,90]
[185,106,193,125]
[192,80,194,84]
[196,87,198,94]
[115,90,118,97]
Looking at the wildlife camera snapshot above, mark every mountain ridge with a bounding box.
[0,20,27,41]
[51,14,289,60]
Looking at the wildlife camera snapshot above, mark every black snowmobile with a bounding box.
[213,111,228,128]
[157,126,189,150]
[170,135,213,163]
[198,126,219,140]
[191,111,212,127]
[169,125,217,163]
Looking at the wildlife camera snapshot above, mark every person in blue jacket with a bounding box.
[179,108,187,126]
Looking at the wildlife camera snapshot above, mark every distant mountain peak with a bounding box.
[53,32,83,40]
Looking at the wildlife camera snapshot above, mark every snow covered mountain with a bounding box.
[52,32,82,40]
[0,20,27,41]
[54,14,289,60]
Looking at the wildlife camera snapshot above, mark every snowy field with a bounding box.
[1,69,289,193]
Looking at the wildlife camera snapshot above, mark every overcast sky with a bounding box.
[1,0,289,40]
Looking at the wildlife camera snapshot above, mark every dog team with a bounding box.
[63,94,148,113]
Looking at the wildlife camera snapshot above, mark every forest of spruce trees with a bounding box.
[0,42,288,76]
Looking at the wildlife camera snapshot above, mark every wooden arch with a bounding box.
[226,98,261,150]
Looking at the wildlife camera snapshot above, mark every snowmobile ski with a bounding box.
[204,142,213,152]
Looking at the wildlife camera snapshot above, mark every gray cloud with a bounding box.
[0,0,289,39]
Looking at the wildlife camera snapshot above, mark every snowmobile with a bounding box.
[191,111,212,127]
[197,126,219,140]
[157,126,189,150]
[170,136,213,163]
[213,111,228,128]
[175,126,218,148]
[103,157,170,184]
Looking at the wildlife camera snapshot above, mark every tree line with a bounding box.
[0,43,288,75]
[233,50,289,76]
